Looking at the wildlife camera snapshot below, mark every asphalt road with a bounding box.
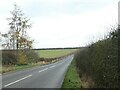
[2,55,73,88]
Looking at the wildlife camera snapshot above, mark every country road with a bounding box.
[2,55,73,88]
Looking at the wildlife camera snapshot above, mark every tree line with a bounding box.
[2,4,32,50]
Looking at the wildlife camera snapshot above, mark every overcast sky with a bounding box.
[0,0,118,48]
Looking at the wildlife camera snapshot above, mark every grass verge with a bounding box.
[1,64,39,74]
[1,60,59,74]
[62,59,82,88]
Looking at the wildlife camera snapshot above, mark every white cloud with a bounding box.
[0,0,118,48]
[27,3,117,48]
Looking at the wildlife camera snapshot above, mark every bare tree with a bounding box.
[6,4,32,50]
[1,4,34,65]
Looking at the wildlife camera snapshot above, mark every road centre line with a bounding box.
[39,61,64,72]
[4,74,32,87]
[38,65,56,73]
[49,65,56,68]
[39,68,48,73]
[40,59,63,67]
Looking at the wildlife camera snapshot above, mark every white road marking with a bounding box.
[3,56,73,88]
[38,62,63,73]
[49,65,56,68]
[38,65,56,73]
[39,68,48,73]
[40,59,62,68]
[4,74,32,87]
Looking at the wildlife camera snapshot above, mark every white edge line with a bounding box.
[4,74,32,87]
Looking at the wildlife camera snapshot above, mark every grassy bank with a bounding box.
[1,63,40,74]
[62,59,82,88]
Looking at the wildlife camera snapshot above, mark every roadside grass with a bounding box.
[0,66,2,74]
[1,59,60,74]
[1,62,47,74]
[1,64,38,74]
[35,49,77,58]
[62,59,82,88]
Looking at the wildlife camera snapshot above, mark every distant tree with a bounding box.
[2,4,34,65]
[5,3,32,50]
[1,32,14,49]
[0,32,2,49]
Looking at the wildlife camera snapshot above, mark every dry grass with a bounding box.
[1,59,59,73]
[80,74,94,88]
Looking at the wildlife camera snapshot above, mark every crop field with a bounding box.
[35,49,78,58]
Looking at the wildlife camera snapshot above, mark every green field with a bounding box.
[35,49,77,58]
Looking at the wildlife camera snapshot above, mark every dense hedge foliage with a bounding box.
[2,49,40,65]
[24,49,40,63]
[2,50,17,65]
[75,29,119,88]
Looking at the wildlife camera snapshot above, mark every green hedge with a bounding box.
[75,29,119,88]
[2,49,40,65]
[2,50,17,65]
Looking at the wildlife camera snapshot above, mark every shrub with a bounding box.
[2,50,17,65]
[2,49,40,65]
[17,50,27,65]
[24,49,40,63]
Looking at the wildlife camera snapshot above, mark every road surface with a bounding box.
[2,55,73,88]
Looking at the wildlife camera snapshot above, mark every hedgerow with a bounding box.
[75,29,119,88]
